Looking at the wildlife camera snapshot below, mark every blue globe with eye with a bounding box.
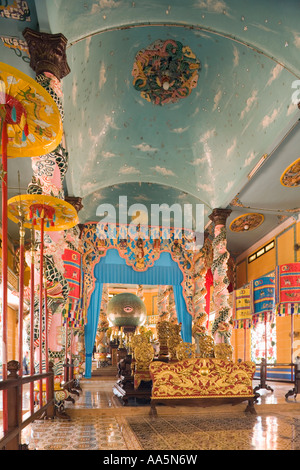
[107,293,147,327]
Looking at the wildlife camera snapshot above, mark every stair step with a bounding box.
[92,365,117,377]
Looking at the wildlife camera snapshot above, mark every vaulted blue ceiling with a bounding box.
[1,0,300,256]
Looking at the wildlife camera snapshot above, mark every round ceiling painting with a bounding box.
[229,213,264,233]
[280,158,300,187]
[132,39,201,105]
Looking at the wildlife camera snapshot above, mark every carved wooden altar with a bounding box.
[149,358,258,415]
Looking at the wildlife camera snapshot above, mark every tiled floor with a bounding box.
[16,373,300,451]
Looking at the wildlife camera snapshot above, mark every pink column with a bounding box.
[209,209,232,344]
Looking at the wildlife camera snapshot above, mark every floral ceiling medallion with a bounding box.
[229,213,264,233]
[280,158,300,187]
[132,39,201,105]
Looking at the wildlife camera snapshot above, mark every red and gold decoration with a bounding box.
[150,358,256,399]
[275,262,300,315]
[132,39,200,105]
[62,248,83,327]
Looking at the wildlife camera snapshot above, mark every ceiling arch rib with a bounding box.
[47,0,300,78]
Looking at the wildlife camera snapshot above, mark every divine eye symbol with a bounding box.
[123,305,133,313]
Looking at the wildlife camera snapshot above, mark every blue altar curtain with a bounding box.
[84,249,191,377]
[84,282,103,378]
[173,284,192,342]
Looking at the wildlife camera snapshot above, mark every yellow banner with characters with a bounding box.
[234,287,251,320]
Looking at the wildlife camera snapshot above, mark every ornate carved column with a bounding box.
[192,249,208,345]
[23,28,70,80]
[208,208,232,344]
[23,28,70,200]
[22,28,83,369]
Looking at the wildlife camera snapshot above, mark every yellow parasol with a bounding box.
[8,193,79,402]
[0,62,63,158]
[0,62,63,432]
[7,194,79,231]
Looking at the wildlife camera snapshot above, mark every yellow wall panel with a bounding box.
[233,221,299,364]
[232,329,251,362]
[236,260,247,288]
[276,317,293,363]
[277,226,295,266]
[247,247,276,282]
[7,306,18,362]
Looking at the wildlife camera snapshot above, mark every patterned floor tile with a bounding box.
[125,413,300,450]
[16,379,300,450]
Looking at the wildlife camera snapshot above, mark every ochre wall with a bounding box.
[231,328,252,362]
[246,247,275,283]
[233,220,300,363]
[7,306,18,361]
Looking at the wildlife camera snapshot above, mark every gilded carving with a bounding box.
[134,342,154,372]
[175,342,196,361]
[167,323,182,361]
[197,334,215,358]
[229,213,264,232]
[131,333,150,359]
[214,343,233,361]
[150,358,256,399]
[157,320,170,358]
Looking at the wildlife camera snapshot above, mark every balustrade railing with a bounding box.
[254,360,300,400]
[0,360,55,450]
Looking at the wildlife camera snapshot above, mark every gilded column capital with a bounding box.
[208,208,232,226]
[23,27,70,80]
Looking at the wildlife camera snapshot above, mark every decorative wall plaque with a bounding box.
[280,158,300,187]
[229,213,264,232]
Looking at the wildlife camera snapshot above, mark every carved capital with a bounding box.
[23,27,70,80]
[209,208,232,227]
[65,196,83,213]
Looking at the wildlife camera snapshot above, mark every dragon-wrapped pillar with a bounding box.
[23,28,83,372]
[208,208,233,344]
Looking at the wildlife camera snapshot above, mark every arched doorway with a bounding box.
[84,249,192,377]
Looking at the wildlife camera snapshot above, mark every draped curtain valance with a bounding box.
[84,249,192,377]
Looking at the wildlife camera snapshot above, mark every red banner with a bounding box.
[62,248,81,299]
[276,262,300,304]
